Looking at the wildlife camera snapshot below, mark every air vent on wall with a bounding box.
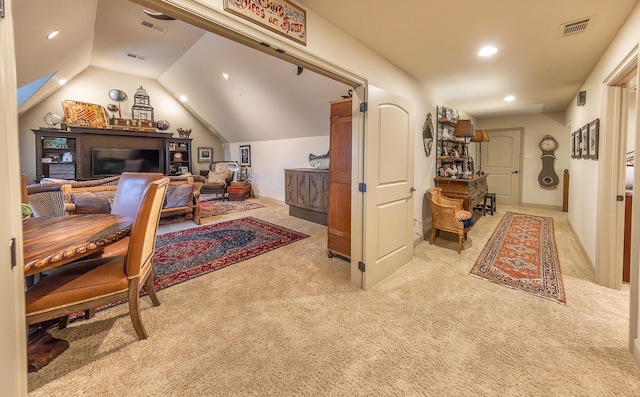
[139,19,168,33]
[560,18,590,37]
[125,52,148,61]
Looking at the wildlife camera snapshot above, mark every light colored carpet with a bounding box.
[27,201,640,396]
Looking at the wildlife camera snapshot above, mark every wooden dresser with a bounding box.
[284,168,328,225]
[327,98,352,259]
[434,174,488,211]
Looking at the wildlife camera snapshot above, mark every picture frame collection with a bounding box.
[571,118,599,160]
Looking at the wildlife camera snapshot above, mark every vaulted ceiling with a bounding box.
[13,0,639,144]
[13,0,350,143]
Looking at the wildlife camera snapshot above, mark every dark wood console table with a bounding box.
[434,174,488,211]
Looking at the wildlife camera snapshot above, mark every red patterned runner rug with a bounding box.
[470,212,566,304]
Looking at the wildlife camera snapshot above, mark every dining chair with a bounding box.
[110,172,164,218]
[25,177,170,339]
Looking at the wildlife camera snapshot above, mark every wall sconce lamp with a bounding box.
[472,129,490,175]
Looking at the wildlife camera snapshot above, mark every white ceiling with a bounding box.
[298,0,639,119]
[12,0,639,144]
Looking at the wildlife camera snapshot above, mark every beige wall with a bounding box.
[477,112,570,209]
[18,66,223,182]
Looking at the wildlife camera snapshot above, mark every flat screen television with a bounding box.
[92,148,161,177]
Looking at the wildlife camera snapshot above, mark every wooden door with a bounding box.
[361,86,415,289]
[328,99,352,258]
[483,129,522,205]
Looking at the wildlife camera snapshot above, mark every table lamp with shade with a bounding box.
[472,129,490,175]
[453,119,476,179]
[227,162,241,182]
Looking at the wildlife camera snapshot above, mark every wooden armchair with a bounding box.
[25,178,170,339]
[427,187,474,253]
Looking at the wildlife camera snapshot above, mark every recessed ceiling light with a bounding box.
[58,79,67,86]
[504,95,516,102]
[46,30,59,40]
[179,95,187,102]
[222,73,230,80]
[478,46,498,57]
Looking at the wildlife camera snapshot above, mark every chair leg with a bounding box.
[457,234,463,254]
[145,269,161,307]
[128,284,148,340]
[430,228,436,244]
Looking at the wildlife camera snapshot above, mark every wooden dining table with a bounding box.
[23,213,133,277]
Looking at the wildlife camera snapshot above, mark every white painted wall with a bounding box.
[18,66,223,182]
[228,136,329,201]
[477,112,570,208]
[565,4,640,267]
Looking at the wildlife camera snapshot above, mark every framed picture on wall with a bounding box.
[240,145,251,166]
[198,147,213,163]
[588,118,600,160]
[581,125,589,159]
[573,129,582,158]
[570,131,575,158]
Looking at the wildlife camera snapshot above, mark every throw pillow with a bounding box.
[164,184,193,208]
[72,191,115,214]
[207,171,228,184]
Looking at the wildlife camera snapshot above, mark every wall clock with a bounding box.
[538,135,560,189]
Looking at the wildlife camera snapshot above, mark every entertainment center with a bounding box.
[34,127,192,180]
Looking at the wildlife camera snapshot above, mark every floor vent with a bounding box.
[125,52,148,61]
[561,18,590,37]
[139,19,168,33]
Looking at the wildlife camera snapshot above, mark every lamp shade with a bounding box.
[472,129,490,142]
[453,119,475,139]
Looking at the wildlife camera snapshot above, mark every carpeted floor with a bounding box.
[470,211,566,303]
[199,199,265,218]
[26,201,640,396]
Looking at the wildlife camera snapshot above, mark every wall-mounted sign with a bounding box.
[224,0,306,46]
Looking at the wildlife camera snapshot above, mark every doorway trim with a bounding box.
[599,45,640,361]
[133,0,374,288]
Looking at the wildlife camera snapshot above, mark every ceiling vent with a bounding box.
[139,19,168,33]
[560,18,591,37]
[125,52,148,61]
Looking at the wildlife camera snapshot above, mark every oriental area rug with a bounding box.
[199,199,266,218]
[72,217,307,320]
[469,211,566,304]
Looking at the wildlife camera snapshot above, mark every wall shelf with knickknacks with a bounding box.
[165,137,192,175]
[435,106,474,179]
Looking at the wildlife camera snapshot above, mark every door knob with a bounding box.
[512,170,519,174]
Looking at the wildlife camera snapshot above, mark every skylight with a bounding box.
[17,72,56,106]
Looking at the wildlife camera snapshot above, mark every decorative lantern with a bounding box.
[131,86,154,121]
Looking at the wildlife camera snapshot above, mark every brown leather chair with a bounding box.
[199,161,237,199]
[427,187,474,253]
[25,178,170,339]
[110,172,163,218]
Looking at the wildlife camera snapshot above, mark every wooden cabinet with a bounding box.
[284,168,328,225]
[166,138,192,176]
[434,174,488,211]
[33,128,178,181]
[327,98,352,259]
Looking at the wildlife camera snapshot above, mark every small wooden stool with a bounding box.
[483,193,496,216]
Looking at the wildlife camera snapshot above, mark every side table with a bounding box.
[227,182,251,201]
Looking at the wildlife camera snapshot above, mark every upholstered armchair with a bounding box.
[199,161,238,199]
[427,187,474,253]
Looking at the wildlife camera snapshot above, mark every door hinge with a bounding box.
[358,261,366,272]
[617,195,624,202]
[359,102,368,112]
[10,237,16,268]
[0,0,4,19]
[358,183,366,193]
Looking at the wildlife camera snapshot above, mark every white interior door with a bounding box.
[361,86,415,289]
[483,129,522,205]
[0,0,28,393]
